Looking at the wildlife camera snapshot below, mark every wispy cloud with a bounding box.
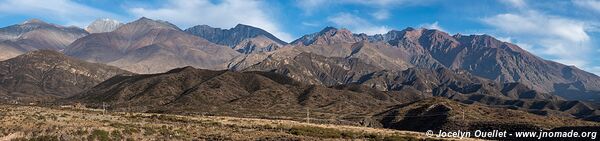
[419,21,445,32]
[573,0,600,13]
[0,0,122,27]
[128,0,294,42]
[371,10,390,20]
[301,21,320,27]
[327,13,389,35]
[483,11,593,68]
[295,0,327,15]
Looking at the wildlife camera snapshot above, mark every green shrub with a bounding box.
[88,129,110,141]
[111,130,122,140]
[21,135,59,141]
[73,129,88,136]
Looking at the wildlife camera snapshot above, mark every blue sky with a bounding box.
[1,0,600,75]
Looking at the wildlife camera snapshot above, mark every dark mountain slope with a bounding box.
[375,98,597,132]
[0,50,130,103]
[69,67,597,132]
[240,51,558,101]
[70,67,425,117]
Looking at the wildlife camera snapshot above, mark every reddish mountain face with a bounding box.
[65,17,241,74]
[381,28,600,100]
[232,27,600,101]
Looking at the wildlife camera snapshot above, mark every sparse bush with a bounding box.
[23,135,59,141]
[122,127,140,135]
[111,130,122,140]
[88,129,110,141]
[73,128,88,136]
[143,127,156,136]
[381,135,441,141]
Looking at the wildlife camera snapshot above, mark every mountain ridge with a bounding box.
[185,24,286,46]
[234,26,600,101]
[65,17,240,74]
[0,19,89,60]
[0,18,598,102]
[67,66,599,131]
[0,50,130,103]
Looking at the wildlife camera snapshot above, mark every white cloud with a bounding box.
[483,11,594,70]
[419,21,445,32]
[371,10,390,20]
[129,0,294,42]
[573,0,600,13]
[0,0,121,27]
[483,12,589,42]
[327,13,389,35]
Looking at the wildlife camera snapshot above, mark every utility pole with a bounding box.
[102,102,107,115]
[306,108,310,124]
[462,110,465,121]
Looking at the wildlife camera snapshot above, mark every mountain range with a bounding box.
[0,17,597,101]
[0,17,599,132]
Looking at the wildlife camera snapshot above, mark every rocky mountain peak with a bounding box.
[110,17,182,38]
[233,35,283,54]
[319,27,338,33]
[234,24,253,29]
[126,17,181,31]
[86,18,123,33]
[184,24,286,48]
[291,27,360,46]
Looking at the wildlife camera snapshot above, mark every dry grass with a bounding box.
[0,104,483,141]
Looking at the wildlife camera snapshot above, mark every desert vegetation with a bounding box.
[0,104,473,141]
